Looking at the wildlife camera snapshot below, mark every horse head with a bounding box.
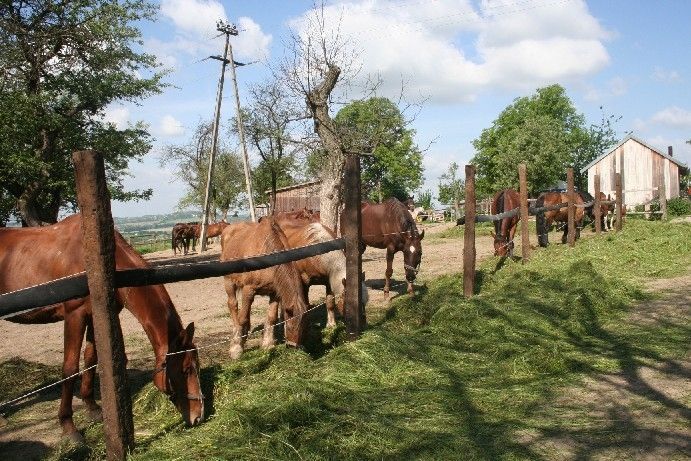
[154,322,204,427]
[490,231,511,257]
[402,229,424,282]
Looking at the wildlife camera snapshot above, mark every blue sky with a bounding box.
[109,0,691,217]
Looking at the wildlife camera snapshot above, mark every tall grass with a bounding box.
[48,220,689,460]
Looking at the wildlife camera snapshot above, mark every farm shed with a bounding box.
[266,180,322,213]
[581,135,688,207]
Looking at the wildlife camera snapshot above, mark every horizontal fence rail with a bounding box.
[0,238,345,320]
[456,200,617,224]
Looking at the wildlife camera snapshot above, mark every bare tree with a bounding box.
[160,121,245,219]
[238,80,306,212]
[278,2,358,232]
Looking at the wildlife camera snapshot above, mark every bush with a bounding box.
[668,197,691,216]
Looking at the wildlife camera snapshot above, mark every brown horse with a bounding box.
[354,198,424,295]
[490,188,521,257]
[535,191,585,247]
[273,215,368,330]
[0,214,204,442]
[172,222,196,255]
[220,218,309,358]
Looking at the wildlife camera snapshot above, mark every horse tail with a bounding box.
[536,194,548,247]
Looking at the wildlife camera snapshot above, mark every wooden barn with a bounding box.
[581,135,688,207]
[266,180,321,213]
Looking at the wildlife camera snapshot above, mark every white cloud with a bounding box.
[608,76,627,96]
[651,66,681,83]
[101,107,130,129]
[160,0,227,38]
[156,1,272,62]
[650,107,691,129]
[289,0,611,103]
[160,115,185,137]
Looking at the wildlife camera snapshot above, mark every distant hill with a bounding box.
[114,210,249,235]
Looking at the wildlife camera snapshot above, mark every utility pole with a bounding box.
[200,20,232,252]
[227,33,256,223]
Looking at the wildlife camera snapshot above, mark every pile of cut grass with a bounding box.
[50,220,689,460]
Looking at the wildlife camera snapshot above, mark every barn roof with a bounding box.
[265,180,322,195]
[580,134,688,174]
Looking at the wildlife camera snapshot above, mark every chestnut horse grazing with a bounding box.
[273,215,368,330]
[0,214,204,442]
[535,191,585,247]
[220,218,309,358]
[491,188,521,257]
[355,198,424,295]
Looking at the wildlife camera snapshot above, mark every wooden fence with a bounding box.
[0,150,366,460]
[461,164,623,298]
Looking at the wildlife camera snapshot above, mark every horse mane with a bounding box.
[262,219,306,300]
[383,198,419,236]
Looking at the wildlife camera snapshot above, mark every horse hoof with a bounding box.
[229,344,244,360]
[87,407,103,422]
[63,430,86,445]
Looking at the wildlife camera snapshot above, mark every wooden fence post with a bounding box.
[343,153,365,339]
[518,164,530,263]
[659,180,667,221]
[615,172,623,231]
[594,174,601,235]
[72,150,134,460]
[566,168,575,247]
[463,165,476,298]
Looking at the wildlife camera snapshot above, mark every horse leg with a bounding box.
[59,310,88,443]
[80,318,102,422]
[324,283,338,327]
[384,248,394,296]
[231,286,255,358]
[561,222,568,244]
[263,295,279,349]
[224,279,243,359]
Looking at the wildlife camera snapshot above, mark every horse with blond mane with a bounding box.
[272,214,368,332]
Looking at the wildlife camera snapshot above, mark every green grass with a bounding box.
[433,221,496,239]
[36,220,691,459]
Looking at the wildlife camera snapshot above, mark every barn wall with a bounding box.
[587,138,685,207]
[272,183,321,213]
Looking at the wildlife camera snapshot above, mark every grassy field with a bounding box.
[30,220,691,459]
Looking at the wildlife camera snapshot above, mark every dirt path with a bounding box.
[1,223,687,459]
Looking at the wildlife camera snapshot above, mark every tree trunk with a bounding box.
[16,182,60,226]
[270,170,277,215]
[306,64,344,234]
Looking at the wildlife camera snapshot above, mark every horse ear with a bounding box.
[183,322,195,342]
[419,229,425,240]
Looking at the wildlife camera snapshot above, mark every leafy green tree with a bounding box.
[160,122,245,220]
[417,190,433,210]
[472,85,589,196]
[0,0,164,225]
[335,97,423,202]
[438,162,464,217]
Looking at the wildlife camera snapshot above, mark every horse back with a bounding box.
[220,219,304,296]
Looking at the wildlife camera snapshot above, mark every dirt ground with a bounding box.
[0,222,688,460]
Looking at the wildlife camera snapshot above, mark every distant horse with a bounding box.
[220,218,309,358]
[351,198,425,295]
[535,191,585,247]
[192,220,229,251]
[273,215,368,331]
[0,214,204,442]
[172,222,196,255]
[491,188,521,257]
